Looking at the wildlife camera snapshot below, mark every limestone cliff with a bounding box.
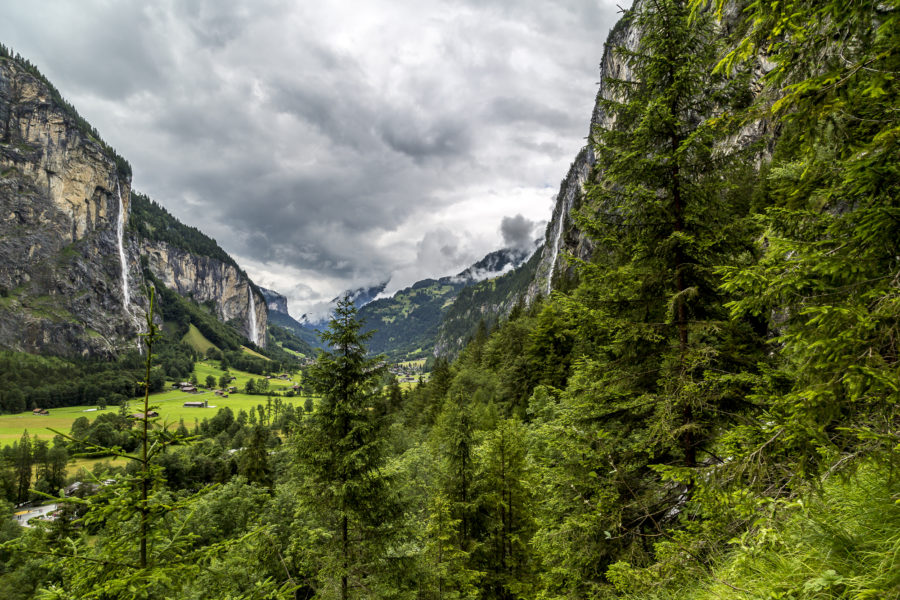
[525,0,773,303]
[142,240,266,347]
[525,14,637,302]
[0,54,144,356]
[0,50,267,356]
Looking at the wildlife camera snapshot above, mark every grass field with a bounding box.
[0,390,313,447]
[240,345,270,361]
[181,323,217,354]
[1,359,310,447]
[191,360,300,392]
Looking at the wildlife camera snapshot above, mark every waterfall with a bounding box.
[115,180,130,308]
[546,200,567,295]
[248,287,259,345]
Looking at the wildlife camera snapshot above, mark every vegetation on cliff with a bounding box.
[130,191,241,272]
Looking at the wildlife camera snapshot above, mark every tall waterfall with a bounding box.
[546,200,567,295]
[115,181,130,308]
[248,287,259,345]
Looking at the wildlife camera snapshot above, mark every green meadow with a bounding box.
[0,390,312,446]
[0,359,311,446]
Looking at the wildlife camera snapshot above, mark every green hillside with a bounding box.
[181,324,217,355]
[358,278,466,360]
[435,249,541,357]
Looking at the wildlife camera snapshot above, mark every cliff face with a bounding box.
[0,56,144,356]
[525,0,773,303]
[260,287,289,315]
[525,15,638,303]
[142,240,267,347]
[0,52,268,356]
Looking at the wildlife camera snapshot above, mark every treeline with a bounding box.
[145,267,247,352]
[0,350,167,413]
[0,43,130,179]
[0,433,68,504]
[361,279,463,360]
[130,191,241,270]
[436,249,542,357]
[268,323,315,357]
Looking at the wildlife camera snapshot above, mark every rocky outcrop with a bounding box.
[0,56,144,356]
[525,0,774,303]
[260,287,289,315]
[0,52,268,356]
[142,240,266,347]
[524,14,638,303]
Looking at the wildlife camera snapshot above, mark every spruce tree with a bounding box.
[292,296,398,600]
[14,431,32,504]
[532,0,761,591]
[712,0,900,477]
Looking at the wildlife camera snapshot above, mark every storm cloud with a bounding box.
[2,0,620,316]
[501,214,540,250]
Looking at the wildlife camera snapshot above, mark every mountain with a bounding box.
[260,286,320,355]
[343,281,388,309]
[260,287,289,315]
[0,49,141,356]
[356,246,534,360]
[131,192,267,348]
[0,47,266,356]
[452,246,532,283]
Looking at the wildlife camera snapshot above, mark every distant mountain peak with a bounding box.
[450,246,534,284]
[259,287,289,315]
[335,281,390,308]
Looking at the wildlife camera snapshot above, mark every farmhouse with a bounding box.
[130,411,159,419]
[183,401,208,408]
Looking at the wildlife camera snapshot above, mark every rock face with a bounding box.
[0,52,267,356]
[525,15,638,303]
[0,56,144,356]
[142,240,267,347]
[260,287,289,315]
[524,0,773,303]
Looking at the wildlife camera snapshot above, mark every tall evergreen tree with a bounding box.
[14,431,32,504]
[713,0,900,477]
[239,425,272,488]
[476,418,535,600]
[532,0,762,592]
[292,296,399,600]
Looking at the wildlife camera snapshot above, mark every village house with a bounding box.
[130,411,159,420]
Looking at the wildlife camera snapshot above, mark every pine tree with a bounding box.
[433,395,478,553]
[292,296,398,600]
[532,0,762,591]
[476,419,535,600]
[712,0,900,477]
[420,493,482,600]
[14,431,32,504]
[239,425,272,488]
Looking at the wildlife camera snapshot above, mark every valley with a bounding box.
[1,1,898,599]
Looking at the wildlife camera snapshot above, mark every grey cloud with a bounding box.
[501,214,539,250]
[377,117,472,161]
[2,0,621,313]
[489,97,574,129]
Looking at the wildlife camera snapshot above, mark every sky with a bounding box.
[3,0,621,319]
